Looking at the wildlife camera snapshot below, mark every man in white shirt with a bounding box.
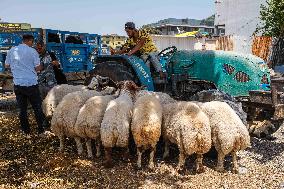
[5,34,47,135]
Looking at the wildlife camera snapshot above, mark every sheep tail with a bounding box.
[196,133,205,151]
[196,133,203,143]
[142,126,151,136]
[233,134,242,151]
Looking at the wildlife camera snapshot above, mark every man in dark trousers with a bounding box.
[5,34,47,135]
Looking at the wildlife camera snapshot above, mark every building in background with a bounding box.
[101,34,127,50]
[0,19,31,32]
[146,17,215,36]
[214,0,266,54]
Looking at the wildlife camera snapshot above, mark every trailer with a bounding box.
[0,28,102,91]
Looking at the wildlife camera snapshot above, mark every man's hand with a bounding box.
[35,64,43,72]
[110,47,116,55]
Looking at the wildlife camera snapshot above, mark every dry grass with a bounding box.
[0,110,284,189]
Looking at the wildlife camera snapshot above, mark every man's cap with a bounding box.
[125,22,136,30]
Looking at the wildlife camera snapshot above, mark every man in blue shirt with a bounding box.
[5,34,47,135]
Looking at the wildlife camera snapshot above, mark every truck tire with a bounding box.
[85,61,137,86]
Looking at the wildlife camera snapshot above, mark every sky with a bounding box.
[0,0,214,36]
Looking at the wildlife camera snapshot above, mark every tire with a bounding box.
[190,89,248,126]
[85,61,137,86]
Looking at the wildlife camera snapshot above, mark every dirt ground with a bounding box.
[0,110,284,189]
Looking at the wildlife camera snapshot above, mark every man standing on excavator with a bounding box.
[111,22,165,78]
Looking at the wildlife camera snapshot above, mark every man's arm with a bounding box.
[127,37,146,56]
[111,46,128,55]
[35,64,43,72]
[33,50,43,72]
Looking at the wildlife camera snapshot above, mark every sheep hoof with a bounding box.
[232,168,239,174]
[196,166,205,174]
[215,167,225,173]
[148,163,154,170]
[103,160,114,168]
[177,167,186,175]
[134,165,142,171]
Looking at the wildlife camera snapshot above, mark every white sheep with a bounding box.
[100,81,139,168]
[135,90,176,107]
[199,101,250,173]
[74,95,114,158]
[131,93,162,169]
[162,101,211,173]
[50,90,100,152]
[50,86,116,153]
[42,84,87,118]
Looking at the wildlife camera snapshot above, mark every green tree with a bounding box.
[257,0,284,37]
[200,15,215,26]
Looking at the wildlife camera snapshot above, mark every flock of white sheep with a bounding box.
[42,80,250,174]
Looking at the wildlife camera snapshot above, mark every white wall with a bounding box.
[215,0,266,54]
[151,35,216,51]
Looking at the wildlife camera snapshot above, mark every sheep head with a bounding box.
[116,80,141,98]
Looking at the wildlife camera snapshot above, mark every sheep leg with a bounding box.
[75,137,83,156]
[149,147,155,169]
[137,147,143,169]
[163,140,170,159]
[86,139,93,159]
[95,141,101,158]
[177,151,186,171]
[216,152,225,172]
[104,147,113,168]
[59,135,64,152]
[123,148,130,162]
[231,151,239,174]
[196,154,205,173]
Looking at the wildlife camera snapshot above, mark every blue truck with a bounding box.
[0,28,102,89]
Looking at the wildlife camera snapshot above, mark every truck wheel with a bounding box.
[85,61,137,86]
[190,89,248,126]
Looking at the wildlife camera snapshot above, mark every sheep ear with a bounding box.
[128,81,140,92]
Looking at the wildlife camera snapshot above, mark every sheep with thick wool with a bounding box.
[199,101,250,173]
[50,90,100,152]
[131,92,162,169]
[162,101,211,173]
[42,77,101,119]
[135,90,176,107]
[100,81,139,168]
[42,84,87,119]
[74,95,114,158]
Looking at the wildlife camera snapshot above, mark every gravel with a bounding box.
[0,110,283,189]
